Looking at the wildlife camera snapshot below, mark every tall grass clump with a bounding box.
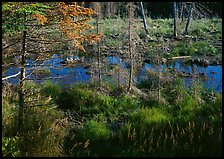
[63,119,113,157]
[57,85,113,114]
[19,106,68,157]
[2,82,68,157]
[40,80,62,104]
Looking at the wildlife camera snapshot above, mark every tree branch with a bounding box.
[2,71,21,81]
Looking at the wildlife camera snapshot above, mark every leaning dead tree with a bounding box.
[139,2,149,34]
[183,2,194,35]
[172,2,212,37]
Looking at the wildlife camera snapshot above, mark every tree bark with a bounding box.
[184,2,194,35]
[128,2,134,91]
[180,2,184,22]
[157,54,161,103]
[140,2,149,34]
[18,30,27,133]
[96,3,102,88]
[105,2,111,18]
[173,2,177,37]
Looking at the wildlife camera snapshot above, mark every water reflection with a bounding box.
[3,54,222,93]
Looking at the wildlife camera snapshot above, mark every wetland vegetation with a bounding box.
[2,2,222,157]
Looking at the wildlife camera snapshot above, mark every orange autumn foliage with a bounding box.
[56,2,102,51]
[33,2,102,51]
[33,13,48,25]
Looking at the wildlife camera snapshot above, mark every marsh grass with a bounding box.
[96,17,221,60]
[2,16,222,157]
[3,79,221,157]
[61,80,221,157]
[2,81,68,157]
[167,40,218,57]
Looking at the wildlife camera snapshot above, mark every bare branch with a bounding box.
[2,71,21,81]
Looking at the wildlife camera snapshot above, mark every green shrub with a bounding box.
[40,80,62,103]
[2,136,22,157]
[64,120,113,156]
[79,120,111,141]
[2,99,17,137]
[130,107,170,127]
[192,41,217,55]
[2,83,68,157]
[19,106,67,157]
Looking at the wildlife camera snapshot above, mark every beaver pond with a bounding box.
[3,54,222,93]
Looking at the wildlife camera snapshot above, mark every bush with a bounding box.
[79,120,111,141]
[40,80,62,103]
[19,106,67,157]
[2,136,22,157]
[2,81,68,157]
[130,107,170,127]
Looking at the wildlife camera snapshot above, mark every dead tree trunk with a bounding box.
[140,2,149,34]
[173,2,177,37]
[91,2,102,19]
[183,2,194,35]
[96,3,102,88]
[128,2,134,91]
[105,2,111,18]
[18,30,27,133]
[111,2,118,17]
[180,2,184,22]
[157,53,161,103]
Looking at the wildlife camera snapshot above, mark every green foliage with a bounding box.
[19,107,67,157]
[2,81,68,157]
[3,79,222,157]
[130,107,170,126]
[169,40,218,57]
[64,119,113,157]
[58,86,99,111]
[2,99,18,137]
[2,2,51,34]
[191,41,217,55]
[79,120,111,141]
[2,12,222,156]
[40,80,62,103]
[2,136,22,157]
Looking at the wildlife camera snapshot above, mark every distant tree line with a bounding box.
[83,2,222,19]
[143,2,222,18]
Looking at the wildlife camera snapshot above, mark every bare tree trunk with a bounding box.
[18,30,27,133]
[183,2,194,35]
[173,2,177,37]
[140,2,149,34]
[111,2,118,17]
[105,2,111,18]
[128,2,134,91]
[96,3,102,88]
[91,2,102,19]
[180,2,184,22]
[157,50,161,103]
[110,2,113,17]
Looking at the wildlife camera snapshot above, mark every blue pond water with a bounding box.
[4,54,90,86]
[3,54,222,93]
[140,62,222,93]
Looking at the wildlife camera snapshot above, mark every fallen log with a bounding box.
[168,56,192,60]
